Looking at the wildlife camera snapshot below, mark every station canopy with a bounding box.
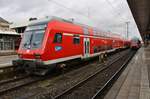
[127,0,150,41]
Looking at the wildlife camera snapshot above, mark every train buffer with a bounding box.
[104,46,150,99]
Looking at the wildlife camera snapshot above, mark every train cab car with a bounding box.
[13,18,83,75]
[13,16,129,75]
[130,38,141,50]
[123,40,131,48]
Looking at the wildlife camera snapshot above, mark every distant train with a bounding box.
[130,38,141,49]
[13,16,131,75]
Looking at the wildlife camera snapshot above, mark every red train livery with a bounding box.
[130,38,141,49]
[13,17,130,75]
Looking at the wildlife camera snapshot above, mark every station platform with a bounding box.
[0,50,17,56]
[0,55,18,68]
[104,46,150,99]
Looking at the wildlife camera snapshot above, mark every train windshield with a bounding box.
[21,24,47,49]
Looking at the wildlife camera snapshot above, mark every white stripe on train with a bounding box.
[21,47,123,65]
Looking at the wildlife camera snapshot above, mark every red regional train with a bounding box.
[130,38,141,49]
[13,16,130,75]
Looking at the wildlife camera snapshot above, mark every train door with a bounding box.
[83,27,90,58]
[84,38,90,58]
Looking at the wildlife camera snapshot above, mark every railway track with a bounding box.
[52,50,136,99]
[0,75,44,95]
[0,49,134,99]
[11,49,131,99]
[0,75,29,86]
[91,50,136,99]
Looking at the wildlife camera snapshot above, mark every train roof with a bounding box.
[28,16,92,28]
[29,16,125,39]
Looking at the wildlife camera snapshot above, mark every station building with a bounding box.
[0,17,20,51]
[10,18,38,35]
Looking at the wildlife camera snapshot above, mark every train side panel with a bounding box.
[42,20,84,63]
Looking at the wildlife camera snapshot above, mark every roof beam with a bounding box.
[127,0,150,40]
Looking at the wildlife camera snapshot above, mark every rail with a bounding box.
[53,50,135,99]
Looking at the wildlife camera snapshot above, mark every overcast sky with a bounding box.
[0,0,141,39]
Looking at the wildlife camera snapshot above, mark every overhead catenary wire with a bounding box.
[105,0,127,21]
[48,0,128,23]
[47,0,126,22]
[47,0,89,19]
[47,0,128,35]
[100,0,130,37]
[47,0,108,28]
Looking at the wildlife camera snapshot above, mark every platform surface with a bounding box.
[0,50,17,56]
[104,46,150,99]
[0,55,18,67]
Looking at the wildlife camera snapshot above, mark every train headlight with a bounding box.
[34,53,41,59]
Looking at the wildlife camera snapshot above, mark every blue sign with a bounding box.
[55,46,62,51]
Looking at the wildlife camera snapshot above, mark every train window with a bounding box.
[54,33,62,43]
[73,35,80,44]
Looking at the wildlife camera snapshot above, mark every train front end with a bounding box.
[130,39,141,50]
[12,20,50,75]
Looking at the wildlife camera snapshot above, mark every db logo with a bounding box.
[55,46,62,51]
